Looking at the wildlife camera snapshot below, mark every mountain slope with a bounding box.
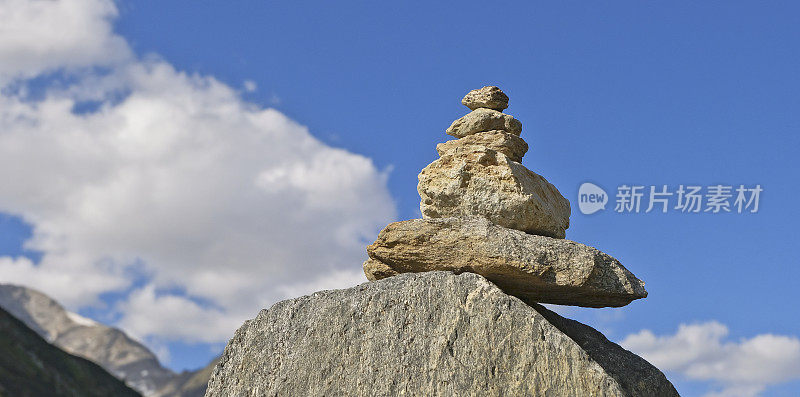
[155,357,219,397]
[0,306,141,397]
[0,284,182,395]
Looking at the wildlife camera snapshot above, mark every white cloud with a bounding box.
[277,268,368,300]
[0,255,130,306]
[0,0,396,350]
[243,80,257,93]
[620,321,800,397]
[117,285,242,344]
[0,0,131,81]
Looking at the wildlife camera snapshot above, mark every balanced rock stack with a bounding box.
[364,86,647,308]
[205,87,677,397]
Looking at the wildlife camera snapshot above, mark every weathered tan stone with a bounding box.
[362,258,398,280]
[446,108,522,138]
[461,86,509,111]
[436,130,529,162]
[418,147,570,238]
[364,217,647,308]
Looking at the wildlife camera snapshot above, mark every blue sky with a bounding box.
[1,1,799,395]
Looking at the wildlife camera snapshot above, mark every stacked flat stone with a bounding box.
[363,86,647,308]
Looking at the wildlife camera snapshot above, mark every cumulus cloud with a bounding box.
[0,0,130,81]
[243,80,257,93]
[0,0,396,350]
[620,321,800,397]
[276,268,368,300]
[117,285,241,344]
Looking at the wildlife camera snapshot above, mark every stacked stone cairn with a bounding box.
[363,86,647,308]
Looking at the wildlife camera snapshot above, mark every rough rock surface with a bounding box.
[418,147,570,238]
[461,86,509,111]
[436,130,528,162]
[205,272,677,397]
[446,108,522,138]
[364,217,646,308]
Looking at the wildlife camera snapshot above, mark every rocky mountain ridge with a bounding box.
[0,306,141,397]
[0,283,214,397]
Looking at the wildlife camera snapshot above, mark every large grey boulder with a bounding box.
[418,146,571,238]
[205,272,677,397]
[364,217,646,308]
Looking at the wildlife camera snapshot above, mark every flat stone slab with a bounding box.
[364,217,647,308]
[446,108,522,138]
[436,130,528,163]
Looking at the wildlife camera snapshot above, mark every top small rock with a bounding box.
[462,86,509,111]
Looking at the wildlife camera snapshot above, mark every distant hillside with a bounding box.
[0,306,141,396]
[0,284,214,396]
[156,357,220,397]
